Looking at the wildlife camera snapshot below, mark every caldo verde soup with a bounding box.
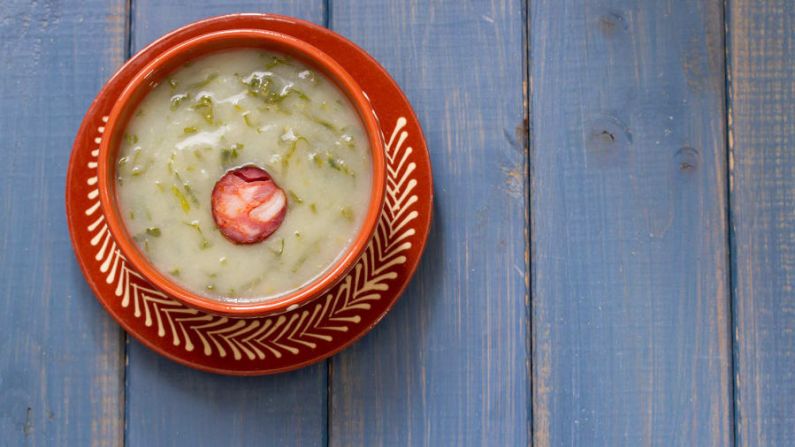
[116,49,372,301]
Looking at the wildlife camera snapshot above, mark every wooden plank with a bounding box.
[125,347,327,446]
[328,1,529,445]
[530,0,732,445]
[0,0,127,445]
[124,3,328,447]
[129,1,325,51]
[728,1,795,445]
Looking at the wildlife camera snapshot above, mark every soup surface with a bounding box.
[115,49,372,301]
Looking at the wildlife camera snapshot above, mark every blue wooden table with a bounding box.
[1,0,793,445]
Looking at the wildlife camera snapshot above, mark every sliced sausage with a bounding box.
[211,165,287,244]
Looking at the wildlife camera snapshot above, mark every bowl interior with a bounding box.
[98,29,386,317]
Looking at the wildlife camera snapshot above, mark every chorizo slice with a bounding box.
[211,166,287,244]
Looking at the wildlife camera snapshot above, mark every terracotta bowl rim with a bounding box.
[97,28,386,318]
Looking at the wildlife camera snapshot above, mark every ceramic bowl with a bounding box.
[97,29,386,317]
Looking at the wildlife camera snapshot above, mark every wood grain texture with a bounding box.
[530,0,732,445]
[328,1,529,445]
[0,0,127,445]
[728,1,795,445]
[124,3,328,447]
[130,0,324,51]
